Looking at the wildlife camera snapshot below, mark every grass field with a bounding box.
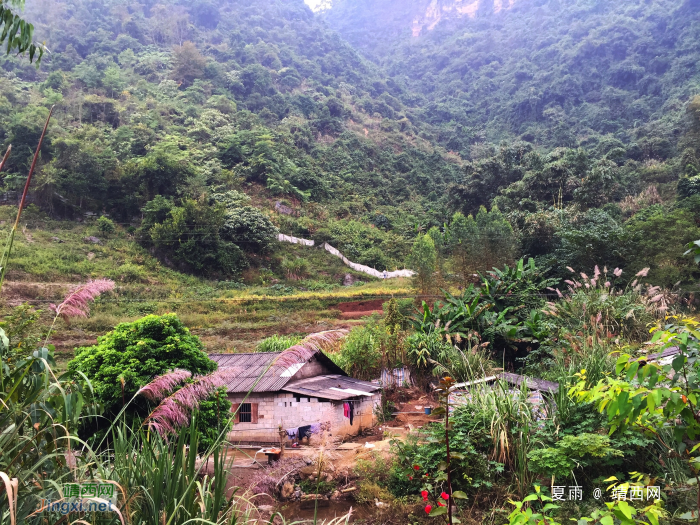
[0,205,417,368]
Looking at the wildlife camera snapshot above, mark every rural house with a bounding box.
[209,351,381,445]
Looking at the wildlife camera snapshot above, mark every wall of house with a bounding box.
[225,392,380,444]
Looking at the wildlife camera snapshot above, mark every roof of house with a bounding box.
[208,351,378,399]
[453,372,559,393]
[636,346,680,365]
[283,374,381,401]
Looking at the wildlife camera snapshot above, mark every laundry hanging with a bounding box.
[349,402,354,425]
[298,425,312,439]
[343,402,349,418]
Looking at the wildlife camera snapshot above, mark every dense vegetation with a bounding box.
[6,0,700,523]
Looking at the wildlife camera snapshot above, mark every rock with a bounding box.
[300,465,317,479]
[51,237,63,243]
[343,273,355,286]
[87,252,95,261]
[331,490,341,501]
[281,482,294,500]
[275,201,294,215]
[323,472,334,482]
[258,505,275,513]
[84,236,101,244]
[293,489,302,500]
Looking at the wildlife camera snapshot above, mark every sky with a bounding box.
[304,0,326,11]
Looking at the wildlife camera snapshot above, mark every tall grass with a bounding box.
[545,265,670,343]
[459,380,539,498]
[256,334,302,352]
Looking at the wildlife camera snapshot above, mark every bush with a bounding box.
[220,206,279,252]
[281,257,310,280]
[330,319,382,380]
[97,215,116,234]
[390,413,492,496]
[108,262,148,283]
[196,387,233,453]
[256,334,302,352]
[68,313,216,416]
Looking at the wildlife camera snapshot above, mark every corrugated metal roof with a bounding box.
[283,375,381,400]
[499,372,559,393]
[209,352,292,393]
[453,373,559,393]
[209,351,353,394]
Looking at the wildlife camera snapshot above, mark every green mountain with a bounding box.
[0,0,463,276]
[325,0,700,152]
[0,0,699,291]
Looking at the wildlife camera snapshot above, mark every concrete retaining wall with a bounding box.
[277,234,415,279]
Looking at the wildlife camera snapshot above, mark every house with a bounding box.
[209,350,382,445]
[449,372,559,419]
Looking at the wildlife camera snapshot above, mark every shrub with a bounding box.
[281,257,310,280]
[330,320,382,380]
[108,262,148,283]
[96,215,116,234]
[256,334,302,352]
[390,413,492,496]
[196,387,233,453]
[68,313,216,416]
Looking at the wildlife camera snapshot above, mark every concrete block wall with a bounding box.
[225,392,381,443]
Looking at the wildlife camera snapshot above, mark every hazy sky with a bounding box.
[304,0,324,11]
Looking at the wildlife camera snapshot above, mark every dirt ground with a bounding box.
[215,387,439,522]
[335,299,384,319]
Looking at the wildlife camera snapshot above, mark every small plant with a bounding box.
[374,396,396,423]
[97,215,116,234]
[281,256,310,280]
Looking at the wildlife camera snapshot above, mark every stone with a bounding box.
[293,489,302,500]
[343,273,355,286]
[51,237,63,243]
[331,490,341,501]
[281,482,294,500]
[300,465,317,479]
[84,236,101,244]
[258,505,275,513]
[87,252,95,261]
[275,201,294,215]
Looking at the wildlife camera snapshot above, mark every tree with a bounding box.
[172,41,206,87]
[148,198,247,277]
[0,0,44,63]
[450,211,477,283]
[410,233,437,297]
[556,208,630,273]
[448,207,518,278]
[220,206,279,252]
[68,313,216,416]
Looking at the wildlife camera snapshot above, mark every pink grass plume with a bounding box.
[50,279,115,321]
[636,267,650,277]
[145,367,241,435]
[275,329,349,368]
[139,369,192,403]
[613,268,622,277]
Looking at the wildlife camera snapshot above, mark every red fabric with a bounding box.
[343,403,349,418]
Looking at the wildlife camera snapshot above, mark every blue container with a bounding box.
[424,407,432,415]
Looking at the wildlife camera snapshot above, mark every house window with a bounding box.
[239,403,252,423]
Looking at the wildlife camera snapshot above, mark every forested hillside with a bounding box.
[322,0,700,285]
[0,0,465,276]
[0,0,699,288]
